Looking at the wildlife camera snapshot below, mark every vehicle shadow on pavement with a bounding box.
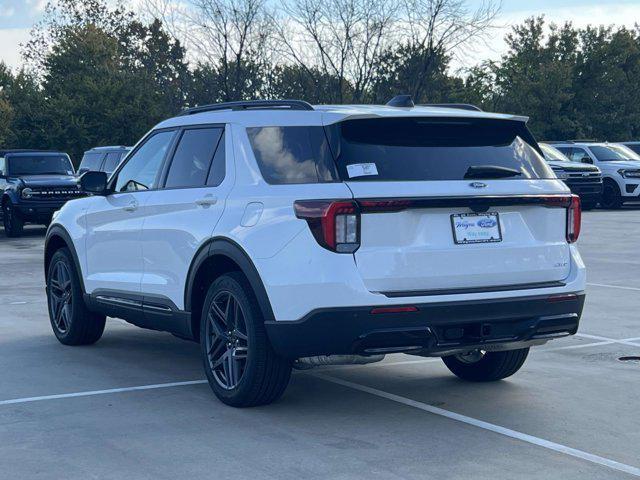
[0,225,47,240]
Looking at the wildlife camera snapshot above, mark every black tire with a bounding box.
[442,348,529,382]
[3,199,24,237]
[46,248,106,345]
[200,272,291,407]
[601,179,623,209]
[581,202,596,211]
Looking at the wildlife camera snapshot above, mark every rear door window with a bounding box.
[326,117,553,181]
[206,131,225,186]
[164,127,223,189]
[247,126,338,184]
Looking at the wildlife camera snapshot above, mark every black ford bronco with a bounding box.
[0,150,86,237]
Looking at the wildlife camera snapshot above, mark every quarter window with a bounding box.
[115,131,175,192]
[247,126,337,184]
[165,127,223,188]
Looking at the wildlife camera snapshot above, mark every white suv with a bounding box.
[552,141,640,209]
[44,99,586,407]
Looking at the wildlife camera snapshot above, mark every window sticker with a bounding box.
[346,163,379,178]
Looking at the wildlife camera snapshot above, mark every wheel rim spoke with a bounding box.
[48,260,72,333]
[206,290,249,390]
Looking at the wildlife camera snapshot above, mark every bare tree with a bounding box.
[399,0,501,100]
[142,0,275,101]
[141,0,499,103]
[276,0,399,103]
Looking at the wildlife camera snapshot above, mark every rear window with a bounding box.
[327,117,553,181]
[247,126,338,184]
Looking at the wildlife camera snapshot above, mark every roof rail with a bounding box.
[419,103,483,112]
[178,99,314,116]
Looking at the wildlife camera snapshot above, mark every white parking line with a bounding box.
[575,333,640,347]
[315,373,640,478]
[0,380,207,406]
[588,282,640,292]
[1,336,627,406]
[543,340,614,351]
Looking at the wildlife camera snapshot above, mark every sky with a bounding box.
[0,0,639,71]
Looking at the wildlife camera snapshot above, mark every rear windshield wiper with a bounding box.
[464,165,522,179]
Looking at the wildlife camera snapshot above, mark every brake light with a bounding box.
[358,199,414,213]
[566,195,581,243]
[294,200,360,253]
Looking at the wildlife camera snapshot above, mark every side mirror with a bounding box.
[581,157,593,164]
[80,171,108,195]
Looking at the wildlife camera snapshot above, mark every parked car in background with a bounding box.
[78,146,131,176]
[44,98,585,407]
[0,150,86,237]
[539,142,602,209]
[551,141,640,209]
[620,141,640,155]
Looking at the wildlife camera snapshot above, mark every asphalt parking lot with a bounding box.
[1,210,640,480]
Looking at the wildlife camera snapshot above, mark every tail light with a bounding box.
[566,195,581,243]
[294,200,360,253]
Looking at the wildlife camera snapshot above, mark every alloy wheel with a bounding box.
[48,260,73,333]
[205,290,249,390]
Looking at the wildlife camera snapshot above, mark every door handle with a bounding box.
[195,195,218,207]
[123,200,138,212]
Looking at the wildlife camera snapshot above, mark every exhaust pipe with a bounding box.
[294,354,385,370]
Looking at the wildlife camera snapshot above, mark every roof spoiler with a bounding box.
[385,95,482,112]
[420,103,483,112]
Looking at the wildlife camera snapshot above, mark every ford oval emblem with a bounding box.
[469,182,487,189]
[477,218,497,228]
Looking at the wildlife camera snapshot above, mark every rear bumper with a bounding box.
[265,292,585,358]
